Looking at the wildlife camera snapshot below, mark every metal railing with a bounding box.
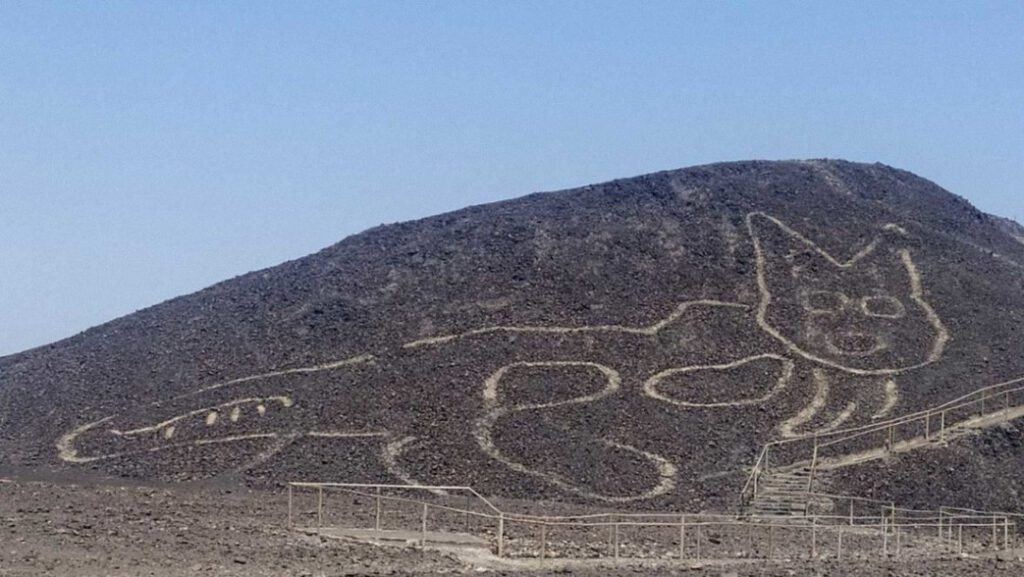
[287,482,1019,562]
[741,375,1024,507]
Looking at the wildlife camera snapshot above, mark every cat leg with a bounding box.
[778,369,858,438]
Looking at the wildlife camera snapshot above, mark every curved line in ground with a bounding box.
[643,354,794,408]
[381,436,448,496]
[402,300,747,349]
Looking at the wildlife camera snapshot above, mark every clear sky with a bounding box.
[1,1,1022,356]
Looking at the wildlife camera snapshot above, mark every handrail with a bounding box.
[739,445,768,505]
[764,489,1013,520]
[289,481,1018,528]
[740,374,1024,503]
[771,375,1024,450]
[287,480,1020,560]
[288,481,504,515]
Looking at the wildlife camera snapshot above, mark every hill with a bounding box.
[2,159,1023,512]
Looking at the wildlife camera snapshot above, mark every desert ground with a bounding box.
[2,471,1022,577]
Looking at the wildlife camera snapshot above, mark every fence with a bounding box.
[741,375,1024,507]
[287,482,1018,562]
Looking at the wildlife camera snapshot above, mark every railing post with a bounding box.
[464,494,471,533]
[1006,391,1012,420]
[1005,518,1011,550]
[287,484,293,529]
[895,524,901,558]
[957,524,963,555]
[747,523,754,557]
[753,468,759,503]
[808,436,819,495]
[375,486,382,532]
[679,515,686,559]
[811,517,817,558]
[421,503,428,549]
[317,486,324,529]
[887,425,895,453]
[993,516,998,549]
[940,411,946,441]
[837,528,843,560]
[768,524,774,560]
[613,522,620,563]
[882,508,888,556]
[695,523,701,561]
[540,522,546,563]
[607,515,615,554]
[497,513,505,557]
[925,411,931,439]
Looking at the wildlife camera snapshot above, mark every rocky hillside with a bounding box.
[1,160,1022,511]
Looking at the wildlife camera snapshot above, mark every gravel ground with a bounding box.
[2,474,1022,576]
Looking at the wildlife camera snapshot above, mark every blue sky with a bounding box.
[1,1,1022,356]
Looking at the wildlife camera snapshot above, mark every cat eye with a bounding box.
[860,295,906,319]
[802,290,847,314]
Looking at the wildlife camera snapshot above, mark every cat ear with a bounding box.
[747,212,839,274]
[747,212,891,271]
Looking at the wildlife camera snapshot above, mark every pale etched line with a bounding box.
[805,402,858,436]
[179,354,375,399]
[475,409,676,503]
[815,403,1024,471]
[57,417,283,463]
[193,433,279,446]
[904,219,1024,271]
[748,211,883,269]
[748,212,949,376]
[821,332,889,358]
[58,423,382,464]
[403,301,748,349]
[900,249,951,365]
[482,361,622,408]
[871,380,899,420]
[112,396,293,437]
[779,370,830,439]
[233,434,300,474]
[474,361,676,502]
[800,160,853,197]
[307,431,388,439]
[883,223,910,235]
[59,352,377,461]
[57,417,114,463]
[382,436,447,496]
[643,354,795,408]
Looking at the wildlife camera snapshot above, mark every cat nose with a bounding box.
[825,332,887,357]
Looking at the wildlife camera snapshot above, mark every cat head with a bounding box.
[747,212,949,375]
